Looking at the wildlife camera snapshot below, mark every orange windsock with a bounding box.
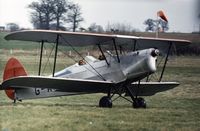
[157,10,168,22]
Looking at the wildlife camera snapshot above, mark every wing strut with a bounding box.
[35,40,45,95]
[97,44,110,66]
[133,39,137,51]
[38,40,44,76]
[112,38,120,63]
[159,41,172,82]
[52,34,59,77]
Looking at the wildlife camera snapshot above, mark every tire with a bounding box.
[99,96,112,108]
[133,98,146,108]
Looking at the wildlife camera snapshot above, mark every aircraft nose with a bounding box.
[151,49,159,57]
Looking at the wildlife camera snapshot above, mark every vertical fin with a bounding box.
[3,57,27,100]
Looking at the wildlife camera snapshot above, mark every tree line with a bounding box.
[6,0,168,34]
[29,0,83,32]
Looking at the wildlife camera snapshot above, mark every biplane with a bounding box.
[0,30,191,108]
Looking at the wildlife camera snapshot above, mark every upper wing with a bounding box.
[5,30,191,50]
[129,82,179,96]
[5,30,113,46]
[1,76,115,93]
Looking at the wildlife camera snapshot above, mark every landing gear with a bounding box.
[99,83,147,108]
[133,98,146,108]
[126,84,147,108]
[99,96,112,108]
[99,96,146,108]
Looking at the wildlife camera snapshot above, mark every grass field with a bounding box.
[0,32,200,131]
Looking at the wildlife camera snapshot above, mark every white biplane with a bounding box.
[0,30,191,108]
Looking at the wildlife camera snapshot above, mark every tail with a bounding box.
[3,57,27,100]
[3,58,72,101]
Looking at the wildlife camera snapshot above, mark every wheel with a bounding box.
[133,98,146,108]
[138,98,146,108]
[99,96,112,108]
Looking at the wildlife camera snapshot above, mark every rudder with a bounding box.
[3,57,27,100]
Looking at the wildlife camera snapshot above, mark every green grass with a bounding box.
[0,32,200,130]
[0,94,199,130]
[0,54,199,131]
[0,32,40,50]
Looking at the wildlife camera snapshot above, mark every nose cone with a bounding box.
[146,56,157,73]
[122,48,159,81]
[151,49,159,57]
[147,49,159,73]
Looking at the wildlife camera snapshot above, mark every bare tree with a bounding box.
[144,19,156,32]
[29,2,45,29]
[41,0,55,29]
[158,19,169,32]
[49,23,66,31]
[144,18,169,32]
[29,0,69,30]
[29,0,55,29]
[105,22,134,35]
[67,4,84,32]
[52,0,68,30]
[6,23,19,32]
[88,23,104,33]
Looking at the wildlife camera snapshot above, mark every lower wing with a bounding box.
[1,76,179,96]
[1,76,115,93]
[129,82,179,96]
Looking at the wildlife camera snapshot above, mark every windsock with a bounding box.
[157,10,168,22]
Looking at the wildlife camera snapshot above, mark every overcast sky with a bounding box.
[0,0,199,32]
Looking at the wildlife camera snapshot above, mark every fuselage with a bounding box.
[55,48,158,83]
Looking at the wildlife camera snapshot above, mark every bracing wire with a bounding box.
[42,43,55,75]
[56,47,101,77]
[59,35,106,81]
[34,42,40,75]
